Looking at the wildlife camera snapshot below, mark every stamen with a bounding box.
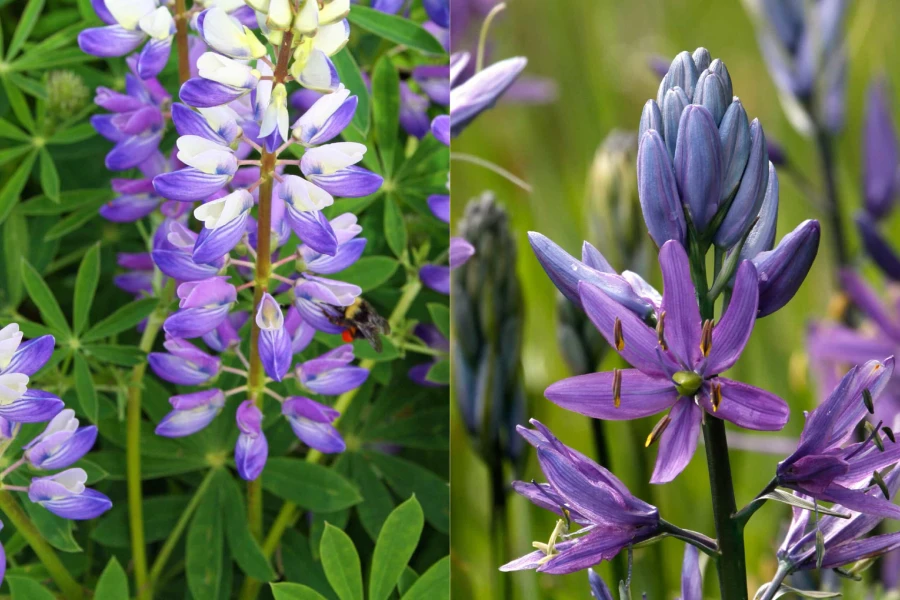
[656,310,668,350]
[871,469,890,499]
[711,382,722,412]
[700,319,713,357]
[614,318,625,351]
[612,369,622,408]
[645,416,671,447]
[863,388,874,414]
[883,426,896,444]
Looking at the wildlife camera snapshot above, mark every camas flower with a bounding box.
[501,420,659,574]
[545,241,789,483]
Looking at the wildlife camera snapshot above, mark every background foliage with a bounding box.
[0,0,449,598]
[450,0,900,598]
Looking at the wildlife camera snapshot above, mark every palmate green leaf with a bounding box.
[8,72,46,99]
[73,353,98,422]
[261,457,362,512]
[348,5,445,55]
[398,568,418,596]
[348,452,395,540]
[2,209,29,308]
[6,0,45,59]
[84,344,146,366]
[2,76,35,131]
[218,469,276,582]
[44,205,102,241]
[761,489,851,519]
[0,151,38,226]
[365,451,449,533]
[187,493,226,600]
[6,577,55,600]
[49,122,96,145]
[21,258,70,335]
[427,303,450,339]
[0,144,32,168]
[0,118,30,142]
[82,298,158,343]
[332,48,370,136]
[91,494,191,548]
[372,55,400,176]
[425,359,449,385]
[362,408,449,450]
[401,556,449,600]
[73,243,100,334]
[320,523,363,600]
[369,496,425,600]
[20,188,112,216]
[271,583,329,600]
[339,256,399,292]
[94,557,129,599]
[384,194,407,258]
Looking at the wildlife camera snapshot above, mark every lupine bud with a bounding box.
[25,410,98,470]
[714,119,769,249]
[453,194,527,471]
[863,77,899,220]
[256,293,292,381]
[674,104,723,231]
[46,71,89,121]
[149,339,221,385]
[266,0,293,31]
[293,0,319,35]
[198,7,267,59]
[740,163,780,261]
[235,401,268,481]
[753,219,821,317]
[637,129,686,247]
[662,86,689,158]
[718,99,751,201]
[28,468,112,520]
[156,389,226,437]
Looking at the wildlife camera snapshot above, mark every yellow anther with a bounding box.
[614,317,625,351]
[645,415,672,448]
[700,319,714,357]
[612,369,622,408]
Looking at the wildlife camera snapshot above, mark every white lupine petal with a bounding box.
[303,142,366,174]
[297,49,337,92]
[41,409,79,438]
[293,84,348,140]
[176,135,231,165]
[256,294,284,330]
[280,175,334,211]
[203,7,267,59]
[194,190,253,229]
[106,0,158,30]
[0,373,28,404]
[139,6,175,39]
[293,0,318,35]
[197,52,258,88]
[318,0,350,25]
[53,468,88,494]
[200,0,247,10]
[313,20,349,57]
[245,0,270,10]
[0,323,23,370]
[255,60,274,120]
[267,0,293,30]
[259,84,289,139]
[198,105,242,138]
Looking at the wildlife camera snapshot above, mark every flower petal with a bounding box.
[545,370,678,420]
[658,240,702,367]
[699,378,789,431]
[651,397,701,484]
[706,260,758,374]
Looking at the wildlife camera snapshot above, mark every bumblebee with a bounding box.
[323,297,391,352]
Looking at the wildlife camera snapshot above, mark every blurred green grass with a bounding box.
[450,0,900,597]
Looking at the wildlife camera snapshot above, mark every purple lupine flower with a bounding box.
[100,153,167,222]
[256,293,292,382]
[152,219,225,282]
[501,420,659,574]
[294,276,362,334]
[113,252,156,298]
[192,189,255,262]
[149,338,221,385]
[28,468,112,520]
[545,241,789,483]
[862,77,898,220]
[0,326,64,423]
[296,345,368,395]
[777,358,900,518]
[432,115,450,145]
[282,396,346,454]
[155,388,226,437]
[24,409,98,470]
[420,235,475,295]
[778,468,900,573]
[399,82,431,139]
[164,277,237,339]
[78,0,176,79]
[235,400,268,481]
[409,325,449,387]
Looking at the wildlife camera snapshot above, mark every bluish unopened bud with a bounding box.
[708,59,733,102]
[692,47,711,72]
[715,119,769,248]
[694,69,729,125]
[637,129,687,247]
[718,99,751,201]
[663,87,690,158]
[753,219,821,317]
[588,568,614,600]
[639,99,662,141]
[740,162,780,260]
[658,51,699,105]
[674,104,723,230]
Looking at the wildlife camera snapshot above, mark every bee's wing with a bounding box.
[358,326,384,353]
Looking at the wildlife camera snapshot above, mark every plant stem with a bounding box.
[658,519,719,558]
[759,561,792,600]
[146,468,218,587]
[245,30,295,545]
[174,0,191,83]
[812,125,849,273]
[239,280,423,600]
[129,288,172,600]
[0,490,83,599]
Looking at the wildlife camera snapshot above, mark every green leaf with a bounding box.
[0,144,31,168]
[349,452,395,540]
[2,209,28,307]
[38,148,59,202]
[73,243,100,334]
[348,5,445,55]
[425,359,449,385]
[760,584,842,599]
[6,576,56,600]
[398,567,418,596]
[2,76,35,131]
[73,353,98,422]
[91,495,191,548]
[270,583,329,600]
[339,256,398,292]
[332,48,369,136]
[85,344,146,366]
[401,556,450,600]
[20,188,112,216]
[427,303,450,339]
[320,523,363,600]
[0,150,37,225]
[261,457,362,512]
[94,557,129,599]
[372,55,400,176]
[369,496,425,600]
[82,298,159,343]
[365,452,449,533]
[0,118,30,141]
[186,480,225,600]
[43,205,101,241]
[48,122,97,145]
[6,0,45,59]
[761,489,851,519]
[219,470,276,581]
[384,195,408,258]
[21,258,70,335]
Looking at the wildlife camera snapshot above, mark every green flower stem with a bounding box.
[246,30,295,545]
[0,490,83,599]
[239,279,423,600]
[759,561,792,600]
[145,468,218,588]
[174,0,191,83]
[130,283,173,600]
[657,519,719,558]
